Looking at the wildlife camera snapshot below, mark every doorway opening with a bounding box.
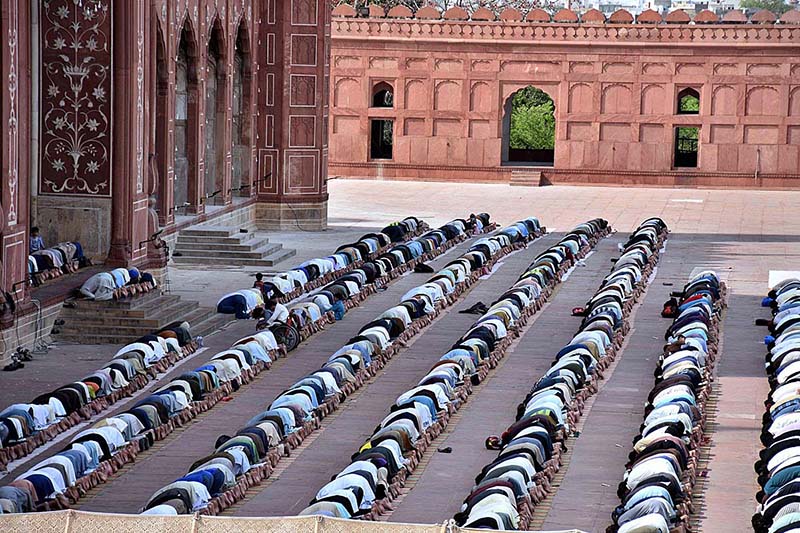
[370,119,393,160]
[502,86,555,166]
[674,127,699,168]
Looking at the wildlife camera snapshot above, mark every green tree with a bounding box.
[509,87,555,150]
[512,86,553,109]
[510,100,555,150]
[679,94,699,113]
[739,0,792,14]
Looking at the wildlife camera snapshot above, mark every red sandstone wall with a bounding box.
[0,0,331,296]
[329,6,800,187]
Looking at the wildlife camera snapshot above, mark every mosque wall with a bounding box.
[329,5,800,188]
[0,0,331,319]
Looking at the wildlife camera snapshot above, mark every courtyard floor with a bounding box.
[2,179,800,532]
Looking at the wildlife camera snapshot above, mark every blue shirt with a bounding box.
[30,235,45,253]
[332,300,346,320]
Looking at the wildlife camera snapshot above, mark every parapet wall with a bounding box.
[332,3,800,26]
[331,5,800,47]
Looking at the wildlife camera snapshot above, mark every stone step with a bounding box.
[175,237,271,253]
[70,294,183,317]
[173,243,283,264]
[56,307,205,340]
[175,232,259,247]
[174,241,284,260]
[172,246,296,267]
[179,226,239,238]
[509,171,543,187]
[53,295,223,345]
[258,247,297,267]
[60,298,199,329]
[182,308,232,338]
[82,290,166,310]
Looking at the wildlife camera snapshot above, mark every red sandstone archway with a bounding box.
[154,22,170,224]
[204,17,227,205]
[232,21,253,197]
[371,81,394,108]
[174,19,200,211]
[501,86,556,167]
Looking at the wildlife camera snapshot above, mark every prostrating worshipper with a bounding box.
[752,278,800,533]
[608,269,724,533]
[298,217,557,521]
[138,214,523,517]
[450,219,671,531]
[79,272,117,301]
[78,266,157,301]
[216,289,266,320]
[331,295,346,321]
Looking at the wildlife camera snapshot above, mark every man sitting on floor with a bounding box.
[29,227,45,254]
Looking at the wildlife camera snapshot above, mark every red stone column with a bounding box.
[108,0,151,267]
[255,0,330,230]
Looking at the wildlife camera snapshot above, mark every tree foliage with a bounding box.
[679,94,699,113]
[739,0,792,14]
[509,87,555,150]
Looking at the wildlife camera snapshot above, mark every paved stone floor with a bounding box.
[2,180,800,531]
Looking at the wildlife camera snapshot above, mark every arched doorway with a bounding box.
[154,23,169,223]
[231,22,251,197]
[204,19,226,204]
[174,21,198,209]
[501,86,555,166]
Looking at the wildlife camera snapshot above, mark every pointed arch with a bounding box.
[232,20,253,196]
[204,15,228,204]
[174,18,200,210]
[154,19,170,223]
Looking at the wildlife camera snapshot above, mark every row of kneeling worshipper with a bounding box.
[0,322,197,472]
[753,278,800,533]
[455,218,669,531]
[217,215,494,321]
[28,242,89,285]
[295,218,551,520]
[608,270,725,533]
[139,218,530,517]
[454,218,663,530]
[257,216,430,302]
[79,267,157,301]
[0,330,280,514]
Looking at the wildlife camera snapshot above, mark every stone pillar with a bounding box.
[255,0,330,230]
[107,0,151,267]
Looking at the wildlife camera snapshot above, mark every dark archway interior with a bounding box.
[372,82,394,108]
[370,120,393,160]
[173,23,197,208]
